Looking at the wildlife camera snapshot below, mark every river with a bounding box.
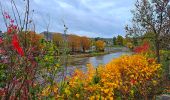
[65,51,131,76]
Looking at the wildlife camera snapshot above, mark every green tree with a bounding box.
[116,35,124,46]
[95,37,100,41]
[113,37,117,45]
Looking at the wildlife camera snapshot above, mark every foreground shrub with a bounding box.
[0,12,62,99]
[56,55,162,99]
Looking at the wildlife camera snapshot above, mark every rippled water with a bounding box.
[65,52,131,76]
[81,52,131,67]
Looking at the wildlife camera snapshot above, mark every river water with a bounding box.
[65,52,131,76]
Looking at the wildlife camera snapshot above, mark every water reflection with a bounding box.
[67,52,131,75]
[75,52,130,67]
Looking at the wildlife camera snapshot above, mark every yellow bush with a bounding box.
[42,55,162,99]
[106,55,161,98]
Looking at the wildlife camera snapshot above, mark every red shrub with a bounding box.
[133,42,150,53]
[12,34,24,56]
[0,37,3,44]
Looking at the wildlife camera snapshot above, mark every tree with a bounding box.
[113,37,117,45]
[67,34,81,52]
[80,36,91,52]
[160,34,170,50]
[125,0,170,63]
[95,40,105,52]
[123,38,128,46]
[95,37,100,41]
[52,33,63,48]
[116,35,124,46]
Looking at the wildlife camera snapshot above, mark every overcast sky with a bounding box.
[0,0,135,38]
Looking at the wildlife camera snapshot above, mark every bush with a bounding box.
[48,54,162,99]
[160,50,170,79]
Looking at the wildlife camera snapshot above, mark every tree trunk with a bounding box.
[83,47,85,53]
[72,47,74,52]
[155,38,160,63]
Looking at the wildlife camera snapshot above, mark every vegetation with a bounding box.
[41,55,162,99]
[0,0,169,99]
[125,0,170,63]
[95,40,106,52]
[80,36,91,53]
[52,33,63,48]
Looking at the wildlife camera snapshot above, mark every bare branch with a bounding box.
[0,1,8,29]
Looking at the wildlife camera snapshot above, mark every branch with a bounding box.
[11,0,22,31]
[0,1,8,29]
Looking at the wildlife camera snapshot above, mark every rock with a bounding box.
[157,94,170,100]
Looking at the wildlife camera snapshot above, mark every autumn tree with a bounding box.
[52,33,63,48]
[67,34,81,52]
[95,40,105,52]
[80,36,91,52]
[125,0,170,63]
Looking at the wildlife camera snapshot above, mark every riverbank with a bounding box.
[69,47,130,58]
[66,47,130,66]
[67,52,110,65]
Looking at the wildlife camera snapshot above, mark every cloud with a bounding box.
[0,0,135,38]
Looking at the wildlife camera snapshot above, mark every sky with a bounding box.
[0,0,135,38]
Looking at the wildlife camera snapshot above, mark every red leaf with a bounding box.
[0,37,3,44]
[130,79,136,85]
[10,19,14,23]
[133,42,150,53]
[0,88,5,96]
[12,34,24,56]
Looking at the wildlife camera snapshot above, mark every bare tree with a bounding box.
[43,15,51,41]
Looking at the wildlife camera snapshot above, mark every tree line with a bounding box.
[43,32,107,53]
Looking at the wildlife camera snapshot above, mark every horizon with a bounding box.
[40,31,122,39]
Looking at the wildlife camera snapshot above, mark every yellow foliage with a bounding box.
[41,84,58,97]
[126,42,133,49]
[41,85,50,96]
[95,40,105,51]
[42,54,162,99]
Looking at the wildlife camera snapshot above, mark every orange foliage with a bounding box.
[52,33,63,47]
[19,31,44,52]
[80,36,91,52]
[67,34,81,52]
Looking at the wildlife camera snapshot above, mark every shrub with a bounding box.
[52,54,162,99]
[160,50,170,78]
[0,12,61,99]
[133,42,150,54]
